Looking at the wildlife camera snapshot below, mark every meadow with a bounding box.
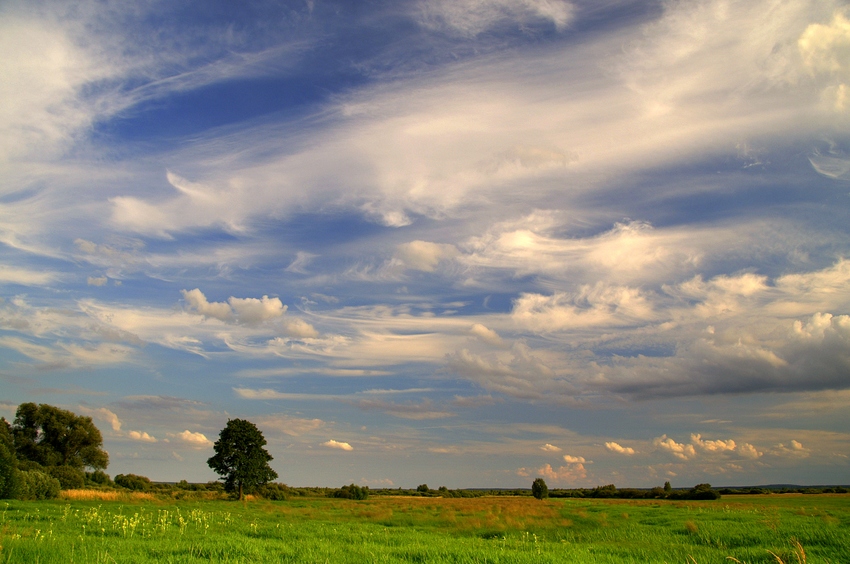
[1,493,847,563]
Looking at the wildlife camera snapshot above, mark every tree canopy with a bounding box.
[532,477,549,500]
[12,403,108,470]
[207,419,277,500]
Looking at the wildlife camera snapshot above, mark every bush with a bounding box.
[47,466,85,490]
[114,473,152,491]
[85,470,112,487]
[532,478,549,500]
[333,483,369,500]
[258,482,291,500]
[18,470,61,500]
[0,443,20,499]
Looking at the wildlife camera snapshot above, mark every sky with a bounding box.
[1,0,849,489]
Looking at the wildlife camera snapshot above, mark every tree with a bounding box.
[207,419,277,500]
[531,477,549,500]
[12,403,108,470]
[0,418,19,499]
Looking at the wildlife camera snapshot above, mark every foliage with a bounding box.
[115,473,153,491]
[207,418,277,500]
[531,478,549,500]
[17,470,61,500]
[12,403,108,470]
[86,469,113,487]
[332,483,369,500]
[417,483,430,493]
[257,482,291,500]
[46,465,86,489]
[0,418,20,499]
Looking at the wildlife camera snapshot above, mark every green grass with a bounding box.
[1,494,847,563]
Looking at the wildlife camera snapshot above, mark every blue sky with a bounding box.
[1,0,849,489]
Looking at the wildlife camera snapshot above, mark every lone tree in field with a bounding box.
[207,419,277,500]
[12,403,108,470]
[531,477,549,500]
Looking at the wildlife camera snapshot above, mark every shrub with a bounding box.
[258,482,291,500]
[85,470,112,487]
[333,483,369,500]
[114,473,152,491]
[47,466,85,489]
[18,470,61,500]
[532,478,549,500]
[0,443,20,499]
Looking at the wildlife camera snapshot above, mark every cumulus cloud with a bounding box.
[770,439,811,459]
[540,443,561,452]
[737,443,764,460]
[172,430,212,448]
[322,439,353,451]
[519,460,586,483]
[182,288,286,325]
[653,435,697,460]
[470,323,502,345]
[563,454,586,464]
[128,430,157,443]
[82,407,122,432]
[691,433,737,453]
[605,442,635,455]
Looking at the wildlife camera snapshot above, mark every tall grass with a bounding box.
[0,494,846,563]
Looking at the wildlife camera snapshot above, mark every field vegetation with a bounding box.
[1,492,847,563]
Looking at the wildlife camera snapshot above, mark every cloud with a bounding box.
[182,288,286,325]
[81,407,122,432]
[691,433,737,453]
[605,442,635,455]
[540,443,561,452]
[0,266,57,286]
[653,435,697,460]
[470,323,502,345]
[394,241,460,272]
[128,430,157,443]
[87,276,108,287]
[322,439,353,451]
[770,439,811,459]
[255,414,325,437]
[353,398,455,420]
[519,461,586,483]
[171,430,212,448]
[417,0,575,36]
[563,454,586,464]
[737,443,764,460]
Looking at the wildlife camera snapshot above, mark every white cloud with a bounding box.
[182,288,286,325]
[81,407,122,432]
[563,454,586,464]
[691,433,737,453]
[540,443,561,452]
[653,435,697,460]
[737,443,763,460]
[322,439,353,451]
[470,323,502,345]
[0,266,57,286]
[605,442,635,455]
[172,430,212,448]
[394,240,459,272]
[417,0,575,36]
[128,430,157,443]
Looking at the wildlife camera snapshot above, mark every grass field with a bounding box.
[1,493,847,563]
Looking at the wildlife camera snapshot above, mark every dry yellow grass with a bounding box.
[60,489,122,501]
[59,489,159,501]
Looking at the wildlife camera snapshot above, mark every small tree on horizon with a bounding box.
[207,419,277,500]
[531,477,548,500]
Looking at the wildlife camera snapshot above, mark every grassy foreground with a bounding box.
[1,493,847,563]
